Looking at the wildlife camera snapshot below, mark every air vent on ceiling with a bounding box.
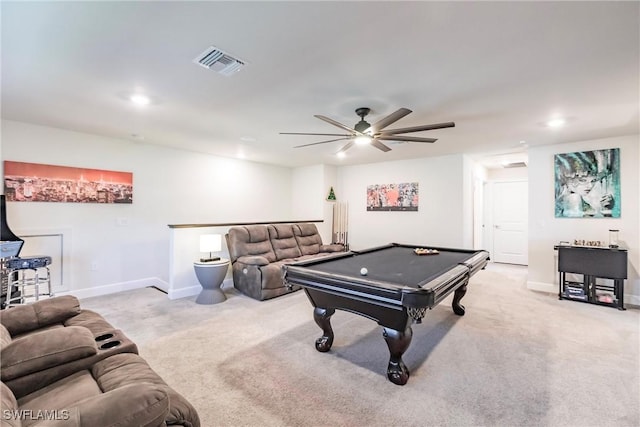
[193,46,246,76]
[503,161,528,168]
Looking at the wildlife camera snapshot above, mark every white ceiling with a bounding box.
[1,2,638,168]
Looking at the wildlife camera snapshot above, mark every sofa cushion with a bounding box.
[0,295,81,336]
[227,225,277,263]
[1,326,97,382]
[17,370,102,414]
[61,383,168,427]
[0,382,19,427]
[260,263,289,290]
[17,369,170,427]
[268,224,302,261]
[236,255,270,266]
[1,324,11,349]
[321,243,345,253]
[92,353,199,427]
[64,309,117,334]
[293,223,323,255]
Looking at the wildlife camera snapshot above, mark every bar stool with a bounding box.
[5,256,53,307]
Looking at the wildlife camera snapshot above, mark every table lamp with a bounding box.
[199,234,221,262]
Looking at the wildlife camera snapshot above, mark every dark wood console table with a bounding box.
[554,245,627,310]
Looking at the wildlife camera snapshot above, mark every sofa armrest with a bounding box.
[236,255,270,266]
[320,244,345,253]
[31,383,169,427]
[0,296,81,336]
[1,326,97,382]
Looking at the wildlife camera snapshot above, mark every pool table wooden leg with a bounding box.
[313,307,335,352]
[452,282,468,316]
[383,326,412,386]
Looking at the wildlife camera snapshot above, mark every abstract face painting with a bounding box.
[554,149,620,218]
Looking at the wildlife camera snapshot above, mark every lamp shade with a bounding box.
[200,234,222,253]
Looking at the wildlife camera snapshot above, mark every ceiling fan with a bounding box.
[281,107,455,153]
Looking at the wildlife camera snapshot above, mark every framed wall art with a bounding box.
[3,161,133,204]
[366,182,418,211]
[554,148,620,218]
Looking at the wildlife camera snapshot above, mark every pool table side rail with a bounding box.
[415,251,489,308]
[283,264,422,307]
[284,273,407,312]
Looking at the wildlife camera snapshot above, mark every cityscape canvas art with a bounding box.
[3,161,133,204]
[366,182,419,211]
[554,148,620,218]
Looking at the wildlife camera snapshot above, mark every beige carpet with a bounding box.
[133,269,639,427]
[83,269,640,427]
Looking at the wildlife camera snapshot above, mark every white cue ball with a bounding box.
[360,267,368,276]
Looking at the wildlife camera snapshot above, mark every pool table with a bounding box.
[282,243,490,385]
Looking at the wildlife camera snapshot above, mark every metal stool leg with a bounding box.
[6,266,53,306]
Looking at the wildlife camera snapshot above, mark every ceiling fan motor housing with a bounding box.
[354,107,371,133]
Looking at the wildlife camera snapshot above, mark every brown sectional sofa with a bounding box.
[226,223,344,300]
[0,296,199,427]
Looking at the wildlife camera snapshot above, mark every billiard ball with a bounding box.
[360,267,368,276]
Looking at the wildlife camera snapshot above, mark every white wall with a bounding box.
[1,120,294,297]
[336,154,471,250]
[291,165,324,219]
[527,134,640,305]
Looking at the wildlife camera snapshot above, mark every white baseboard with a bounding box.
[527,280,556,294]
[625,293,640,307]
[168,285,200,300]
[167,278,234,300]
[58,277,169,300]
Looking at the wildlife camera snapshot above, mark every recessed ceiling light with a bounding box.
[336,152,346,159]
[546,118,566,128]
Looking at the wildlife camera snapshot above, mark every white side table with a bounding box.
[193,258,230,304]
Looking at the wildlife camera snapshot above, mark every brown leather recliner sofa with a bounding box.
[0,296,199,427]
[226,223,344,301]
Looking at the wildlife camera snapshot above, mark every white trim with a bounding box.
[527,280,556,294]
[624,293,640,307]
[58,277,168,299]
[167,277,233,300]
[168,285,200,300]
[15,227,72,291]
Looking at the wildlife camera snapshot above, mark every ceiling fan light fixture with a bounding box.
[283,106,453,154]
[354,135,372,145]
[546,118,566,128]
[129,94,151,106]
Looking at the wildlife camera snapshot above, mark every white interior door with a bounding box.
[492,181,528,265]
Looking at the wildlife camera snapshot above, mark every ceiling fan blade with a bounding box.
[281,132,350,137]
[314,115,358,134]
[370,108,412,132]
[377,135,438,143]
[379,121,455,135]
[371,139,391,152]
[336,141,355,154]
[293,137,351,148]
